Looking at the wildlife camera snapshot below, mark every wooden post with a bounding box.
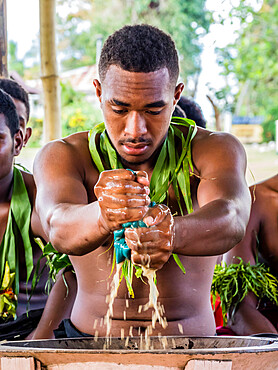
[39,0,61,143]
[0,0,8,77]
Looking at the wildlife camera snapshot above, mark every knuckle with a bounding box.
[139,206,149,218]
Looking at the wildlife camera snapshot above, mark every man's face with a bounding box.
[94,66,183,166]
[0,113,23,181]
[12,98,31,147]
[0,114,15,180]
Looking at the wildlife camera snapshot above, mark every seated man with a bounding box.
[34,24,251,338]
[224,174,278,335]
[0,85,48,340]
[32,85,209,340]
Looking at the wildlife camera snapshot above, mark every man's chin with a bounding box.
[120,155,149,167]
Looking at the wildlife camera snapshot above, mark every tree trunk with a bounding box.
[0,0,8,77]
[206,94,221,131]
[40,0,61,143]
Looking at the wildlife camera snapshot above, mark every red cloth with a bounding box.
[211,295,237,335]
[211,294,224,327]
[216,325,236,336]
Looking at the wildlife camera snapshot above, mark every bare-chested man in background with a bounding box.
[0,85,47,341]
[224,174,278,335]
[34,24,251,338]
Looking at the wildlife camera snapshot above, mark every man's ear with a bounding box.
[23,127,32,147]
[93,79,102,103]
[13,130,24,157]
[173,83,184,105]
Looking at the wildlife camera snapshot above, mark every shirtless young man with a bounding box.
[224,174,278,335]
[0,83,47,340]
[34,25,251,338]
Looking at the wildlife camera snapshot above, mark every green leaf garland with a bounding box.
[211,258,278,326]
[88,117,197,292]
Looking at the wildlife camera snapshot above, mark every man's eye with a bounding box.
[112,109,127,114]
[146,110,161,115]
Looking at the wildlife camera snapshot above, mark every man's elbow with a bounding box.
[46,207,74,255]
[47,210,92,256]
[225,194,251,252]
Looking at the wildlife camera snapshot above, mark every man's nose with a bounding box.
[124,111,147,138]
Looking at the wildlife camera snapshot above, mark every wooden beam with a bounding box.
[40,0,61,143]
[0,357,40,370]
[0,0,8,77]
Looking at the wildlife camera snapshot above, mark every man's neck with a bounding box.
[0,168,13,203]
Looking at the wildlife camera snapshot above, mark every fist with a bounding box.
[125,204,174,270]
[94,169,150,233]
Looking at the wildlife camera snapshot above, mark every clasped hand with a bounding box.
[94,169,174,270]
[125,204,174,270]
[94,169,150,232]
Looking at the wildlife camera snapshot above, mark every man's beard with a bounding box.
[119,155,150,167]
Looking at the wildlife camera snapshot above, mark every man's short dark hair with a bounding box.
[0,78,30,122]
[176,96,206,128]
[172,105,186,119]
[99,24,179,84]
[0,88,20,137]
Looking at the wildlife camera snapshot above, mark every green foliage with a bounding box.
[216,0,278,141]
[261,105,278,142]
[60,81,84,107]
[27,117,43,147]
[262,120,275,142]
[62,103,103,136]
[32,239,72,295]
[8,41,24,76]
[56,0,211,92]
[60,81,103,136]
[211,258,278,325]
[0,262,17,322]
[27,82,103,145]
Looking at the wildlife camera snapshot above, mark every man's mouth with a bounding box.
[121,142,150,156]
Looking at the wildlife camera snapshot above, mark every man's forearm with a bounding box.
[173,198,249,256]
[45,202,111,255]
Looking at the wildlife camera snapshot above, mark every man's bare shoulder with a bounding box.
[192,127,244,153]
[253,174,278,217]
[256,174,278,194]
[190,127,246,175]
[37,131,89,157]
[34,131,94,175]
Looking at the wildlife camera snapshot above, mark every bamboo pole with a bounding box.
[0,0,8,77]
[39,0,61,143]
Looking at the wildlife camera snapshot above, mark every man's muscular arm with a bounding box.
[34,138,150,255]
[173,132,251,256]
[126,132,251,270]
